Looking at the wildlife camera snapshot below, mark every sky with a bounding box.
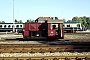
[0,0,90,23]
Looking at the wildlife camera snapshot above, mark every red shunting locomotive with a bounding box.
[23,20,64,40]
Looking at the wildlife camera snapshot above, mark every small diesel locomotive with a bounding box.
[23,20,64,40]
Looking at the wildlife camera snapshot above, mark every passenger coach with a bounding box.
[64,22,82,33]
[0,23,24,32]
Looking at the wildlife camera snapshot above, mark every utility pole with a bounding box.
[77,23,78,31]
[62,10,63,19]
[13,0,15,32]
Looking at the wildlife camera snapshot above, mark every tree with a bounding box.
[81,16,87,28]
[63,19,66,22]
[72,16,78,22]
[78,17,82,23]
[1,21,5,23]
[86,17,90,29]
[72,16,90,29]
[14,19,18,23]
[27,19,35,22]
[18,20,23,23]
[55,17,58,20]
[14,19,23,23]
[66,16,90,29]
[67,20,72,22]
[0,21,5,23]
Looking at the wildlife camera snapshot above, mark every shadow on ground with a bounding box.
[5,38,90,45]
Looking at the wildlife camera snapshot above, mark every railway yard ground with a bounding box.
[0,32,90,40]
[0,32,90,42]
[0,32,90,60]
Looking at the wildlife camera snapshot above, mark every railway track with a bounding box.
[0,42,89,59]
[0,44,90,53]
[0,39,90,42]
[0,56,90,60]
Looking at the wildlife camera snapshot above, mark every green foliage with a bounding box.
[18,20,23,23]
[67,16,90,29]
[63,19,66,22]
[67,20,72,22]
[14,19,23,23]
[27,19,35,22]
[72,16,79,22]
[15,19,18,23]
[0,21,5,23]
[55,17,58,20]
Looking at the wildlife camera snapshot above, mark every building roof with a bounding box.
[36,17,54,20]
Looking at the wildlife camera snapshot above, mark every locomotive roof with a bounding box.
[48,20,63,23]
[38,20,64,23]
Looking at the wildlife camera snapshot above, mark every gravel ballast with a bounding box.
[0,52,90,57]
[64,34,90,39]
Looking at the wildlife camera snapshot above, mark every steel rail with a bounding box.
[0,56,90,60]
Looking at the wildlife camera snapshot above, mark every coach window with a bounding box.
[0,25,2,28]
[20,25,22,27]
[8,25,11,28]
[79,25,80,27]
[78,24,80,27]
[67,25,70,27]
[16,25,19,28]
[4,25,6,28]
